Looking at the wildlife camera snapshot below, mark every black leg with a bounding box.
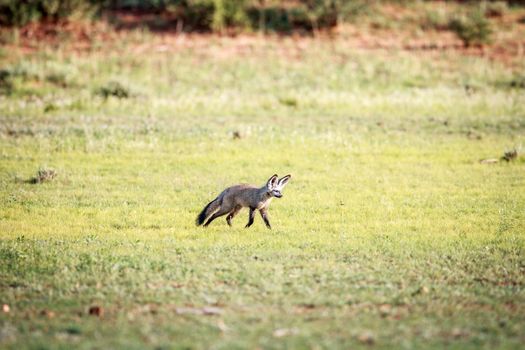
[259,209,271,229]
[245,208,256,228]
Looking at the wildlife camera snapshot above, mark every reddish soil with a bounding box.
[2,8,524,67]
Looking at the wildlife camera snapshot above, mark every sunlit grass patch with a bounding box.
[0,33,524,349]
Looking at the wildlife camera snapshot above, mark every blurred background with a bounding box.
[1,0,525,45]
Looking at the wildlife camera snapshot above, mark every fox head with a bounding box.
[266,174,291,198]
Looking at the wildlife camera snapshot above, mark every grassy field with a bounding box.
[0,28,524,349]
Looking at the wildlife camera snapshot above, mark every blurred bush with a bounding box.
[0,0,101,26]
[449,8,493,46]
[211,0,250,32]
[96,80,134,98]
[483,1,508,18]
[0,0,513,35]
[0,0,372,32]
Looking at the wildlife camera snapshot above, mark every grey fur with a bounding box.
[196,174,291,229]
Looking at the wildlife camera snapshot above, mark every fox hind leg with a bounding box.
[226,205,242,227]
[204,207,231,227]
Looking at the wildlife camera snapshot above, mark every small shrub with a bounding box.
[180,0,215,31]
[495,75,525,90]
[422,9,449,31]
[3,62,39,81]
[1,62,77,94]
[449,9,493,46]
[0,64,38,95]
[44,61,80,88]
[0,69,14,95]
[29,168,57,184]
[45,72,69,87]
[44,103,58,113]
[302,0,341,31]
[246,6,292,33]
[508,76,525,89]
[97,81,132,99]
[211,0,250,32]
[279,97,298,107]
[501,148,520,162]
[483,1,507,18]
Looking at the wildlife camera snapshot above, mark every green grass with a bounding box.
[0,35,524,349]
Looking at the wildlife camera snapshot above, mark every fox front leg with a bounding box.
[259,208,271,229]
[245,207,256,228]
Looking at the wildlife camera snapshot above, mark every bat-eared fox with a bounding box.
[196,174,291,229]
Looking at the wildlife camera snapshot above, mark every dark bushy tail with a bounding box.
[196,197,220,226]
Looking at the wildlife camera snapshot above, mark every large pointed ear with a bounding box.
[278,174,291,187]
[266,174,278,189]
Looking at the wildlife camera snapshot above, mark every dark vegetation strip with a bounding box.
[1,0,523,44]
